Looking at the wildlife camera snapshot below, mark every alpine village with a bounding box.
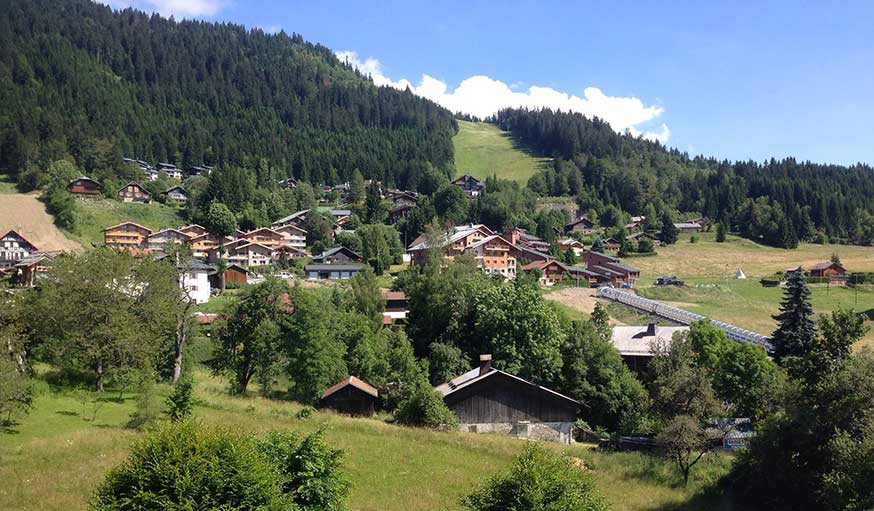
[1,2,874,511]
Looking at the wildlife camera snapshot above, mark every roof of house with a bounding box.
[321,376,379,399]
[148,228,191,239]
[565,217,595,228]
[610,325,690,357]
[602,260,641,274]
[273,223,308,234]
[383,290,407,301]
[465,234,516,251]
[1,229,38,249]
[674,222,702,229]
[272,209,310,226]
[312,246,362,261]
[14,251,60,267]
[304,263,367,272]
[165,185,188,194]
[522,258,567,271]
[68,176,101,187]
[104,221,154,233]
[451,174,484,185]
[407,224,495,251]
[244,227,285,238]
[435,367,579,406]
[119,181,149,192]
[810,261,845,271]
[516,245,552,261]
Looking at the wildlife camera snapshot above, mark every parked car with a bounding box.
[274,271,293,279]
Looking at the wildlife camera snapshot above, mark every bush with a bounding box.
[395,379,458,430]
[93,422,349,511]
[165,375,194,421]
[0,357,33,430]
[461,444,607,511]
[127,370,162,430]
[93,422,287,510]
[256,430,349,511]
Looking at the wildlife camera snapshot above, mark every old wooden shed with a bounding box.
[319,376,379,416]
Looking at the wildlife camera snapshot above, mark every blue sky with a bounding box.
[108,1,874,165]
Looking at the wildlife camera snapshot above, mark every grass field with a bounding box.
[453,120,551,183]
[0,192,81,252]
[66,198,186,246]
[0,364,734,511]
[610,232,874,346]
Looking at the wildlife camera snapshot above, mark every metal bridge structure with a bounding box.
[596,287,772,350]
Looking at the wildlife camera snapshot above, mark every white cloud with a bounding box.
[103,0,226,18]
[337,51,670,143]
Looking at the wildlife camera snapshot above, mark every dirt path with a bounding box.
[0,193,80,252]
[544,287,624,325]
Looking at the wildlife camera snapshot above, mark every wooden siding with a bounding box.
[320,386,377,416]
[445,372,577,424]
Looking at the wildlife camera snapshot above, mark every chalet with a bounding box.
[103,222,153,251]
[0,230,38,268]
[516,245,552,263]
[156,163,183,180]
[557,238,585,257]
[388,204,415,224]
[165,186,189,202]
[243,228,287,248]
[229,242,274,267]
[436,355,580,444]
[189,165,213,177]
[611,324,689,370]
[327,209,353,225]
[320,376,379,416]
[387,190,418,207]
[504,228,551,254]
[146,168,159,181]
[599,237,620,251]
[674,222,703,234]
[176,258,214,304]
[452,174,485,197]
[628,231,661,246]
[383,290,408,322]
[272,224,307,250]
[464,235,520,280]
[625,216,646,233]
[188,233,222,259]
[312,246,362,264]
[178,224,208,238]
[12,252,59,287]
[809,261,847,278]
[209,264,250,289]
[67,177,102,195]
[583,251,641,287]
[305,263,367,280]
[272,210,309,229]
[407,224,496,266]
[522,259,594,287]
[279,177,298,189]
[117,182,152,203]
[565,216,598,235]
[273,245,307,261]
[146,229,192,252]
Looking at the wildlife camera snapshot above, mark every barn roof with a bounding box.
[321,376,378,399]
[1,229,38,250]
[383,290,407,301]
[435,367,579,407]
[810,261,845,271]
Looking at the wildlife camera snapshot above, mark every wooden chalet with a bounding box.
[230,242,274,267]
[117,181,152,203]
[208,264,250,289]
[611,324,689,370]
[312,246,362,264]
[436,355,580,444]
[146,229,192,252]
[383,290,408,323]
[464,235,520,280]
[272,224,307,250]
[243,228,287,248]
[809,261,847,278]
[452,174,485,197]
[178,224,208,237]
[273,244,307,260]
[12,252,59,287]
[602,237,621,251]
[0,230,38,268]
[103,222,153,251]
[522,259,596,287]
[272,210,309,229]
[165,185,189,202]
[387,190,418,207]
[388,203,414,224]
[557,238,585,257]
[67,177,102,195]
[565,216,598,234]
[674,222,704,234]
[583,251,640,286]
[319,376,379,416]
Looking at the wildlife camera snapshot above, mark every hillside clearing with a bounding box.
[0,192,80,251]
[453,120,551,183]
[0,367,733,511]
[65,198,186,246]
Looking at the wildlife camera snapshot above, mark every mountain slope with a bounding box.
[453,120,551,183]
[0,0,456,187]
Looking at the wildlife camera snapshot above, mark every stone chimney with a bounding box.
[646,323,657,337]
[479,354,493,376]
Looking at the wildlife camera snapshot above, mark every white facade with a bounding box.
[180,269,211,304]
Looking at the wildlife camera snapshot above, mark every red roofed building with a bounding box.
[320,376,379,416]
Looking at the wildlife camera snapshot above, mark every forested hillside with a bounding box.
[0,0,456,187]
[493,108,874,247]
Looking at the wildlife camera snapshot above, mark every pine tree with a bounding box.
[660,212,679,245]
[716,221,727,243]
[771,270,817,368]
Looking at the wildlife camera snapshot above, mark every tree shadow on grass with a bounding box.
[56,410,79,417]
[1,419,23,434]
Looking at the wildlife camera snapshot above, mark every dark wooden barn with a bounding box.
[436,355,580,443]
[67,177,102,195]
[319,376,379,416]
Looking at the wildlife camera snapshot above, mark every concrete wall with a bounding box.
[458,421,574,444]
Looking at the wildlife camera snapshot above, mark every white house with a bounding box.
[177,259,213,304]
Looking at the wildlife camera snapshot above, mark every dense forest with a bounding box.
[0,0,456,188]
[492,108,874,247]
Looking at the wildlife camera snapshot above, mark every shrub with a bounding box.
[256,430,349,511]
[395,379,458,430]
[461,444,607,511]
[92,422,287,510]
[127,370,162,430]
[165,375,194,421]
[93,422,350,511]
[0,356,33,430]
